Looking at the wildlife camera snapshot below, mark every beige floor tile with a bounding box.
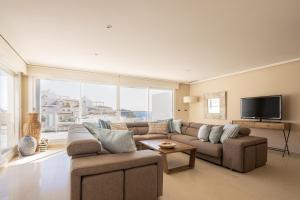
[1,150,300,200]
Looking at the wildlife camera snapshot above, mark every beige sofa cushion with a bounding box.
[170,134,198,145]
[148,122,169,134]
[190,140,223,158]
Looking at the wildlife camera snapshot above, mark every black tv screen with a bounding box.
[240,95,282,120]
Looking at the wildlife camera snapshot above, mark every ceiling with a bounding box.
[1,0,300,83]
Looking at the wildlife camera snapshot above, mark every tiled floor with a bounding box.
[1,150,300,200]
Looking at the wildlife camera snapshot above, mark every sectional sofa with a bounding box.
[127,121,267,173]
[67,121,267,200]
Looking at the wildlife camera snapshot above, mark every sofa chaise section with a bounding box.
[67,125,163,200]
[170,122,268,172]
[222,136,268,172]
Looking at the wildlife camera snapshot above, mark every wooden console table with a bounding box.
[232,120,291,157]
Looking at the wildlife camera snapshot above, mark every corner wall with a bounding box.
[189,60,300,154]
[174,83,190,121]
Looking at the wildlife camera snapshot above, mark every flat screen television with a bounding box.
[240,95,282,121]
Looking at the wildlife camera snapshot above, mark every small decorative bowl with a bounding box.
[159,142,176,149]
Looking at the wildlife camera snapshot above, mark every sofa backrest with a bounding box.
[126,122,149,135]
[181,122,203,137]
[67,124,103,158]
[124,121,251,137]
[181,122,251,137]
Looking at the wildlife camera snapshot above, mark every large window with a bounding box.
[0,68,18,154]
[36,78,174,139]
[38,79,119,136]
[120,87,149,122]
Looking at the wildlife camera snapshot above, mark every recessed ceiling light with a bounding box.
[106,24,112,29]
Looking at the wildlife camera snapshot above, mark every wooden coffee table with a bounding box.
[139,139,196,174]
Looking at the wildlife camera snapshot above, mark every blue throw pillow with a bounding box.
[209,125,223,144]
[98,119,111,129]
[93,128,137,153]
[167,118,174,132]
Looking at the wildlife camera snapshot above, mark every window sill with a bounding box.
[41,132,67,147]
[0,146,18,168]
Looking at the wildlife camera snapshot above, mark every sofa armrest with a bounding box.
[71,150,162,175]
[222,136,267,172]
[70,150,163,200]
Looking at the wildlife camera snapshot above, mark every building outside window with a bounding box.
[39,79,80,134]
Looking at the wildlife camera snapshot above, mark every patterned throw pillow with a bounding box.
[220,124,240,143]
[110,122,128,130]
[157,119,173,133]
[197,125,211,142]
[98,119,111,129]
[148,122,169,134]
[172,119,182,133]
[209,125,223,144]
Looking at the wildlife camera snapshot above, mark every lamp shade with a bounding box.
[183,96,198,103]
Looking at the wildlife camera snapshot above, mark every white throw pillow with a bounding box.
[220,124,240,143]
[197,125,211,142]
[172,119,182,133]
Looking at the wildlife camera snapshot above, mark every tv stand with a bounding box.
[232,120,291,157]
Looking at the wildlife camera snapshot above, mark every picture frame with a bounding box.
[204,91,227,120]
